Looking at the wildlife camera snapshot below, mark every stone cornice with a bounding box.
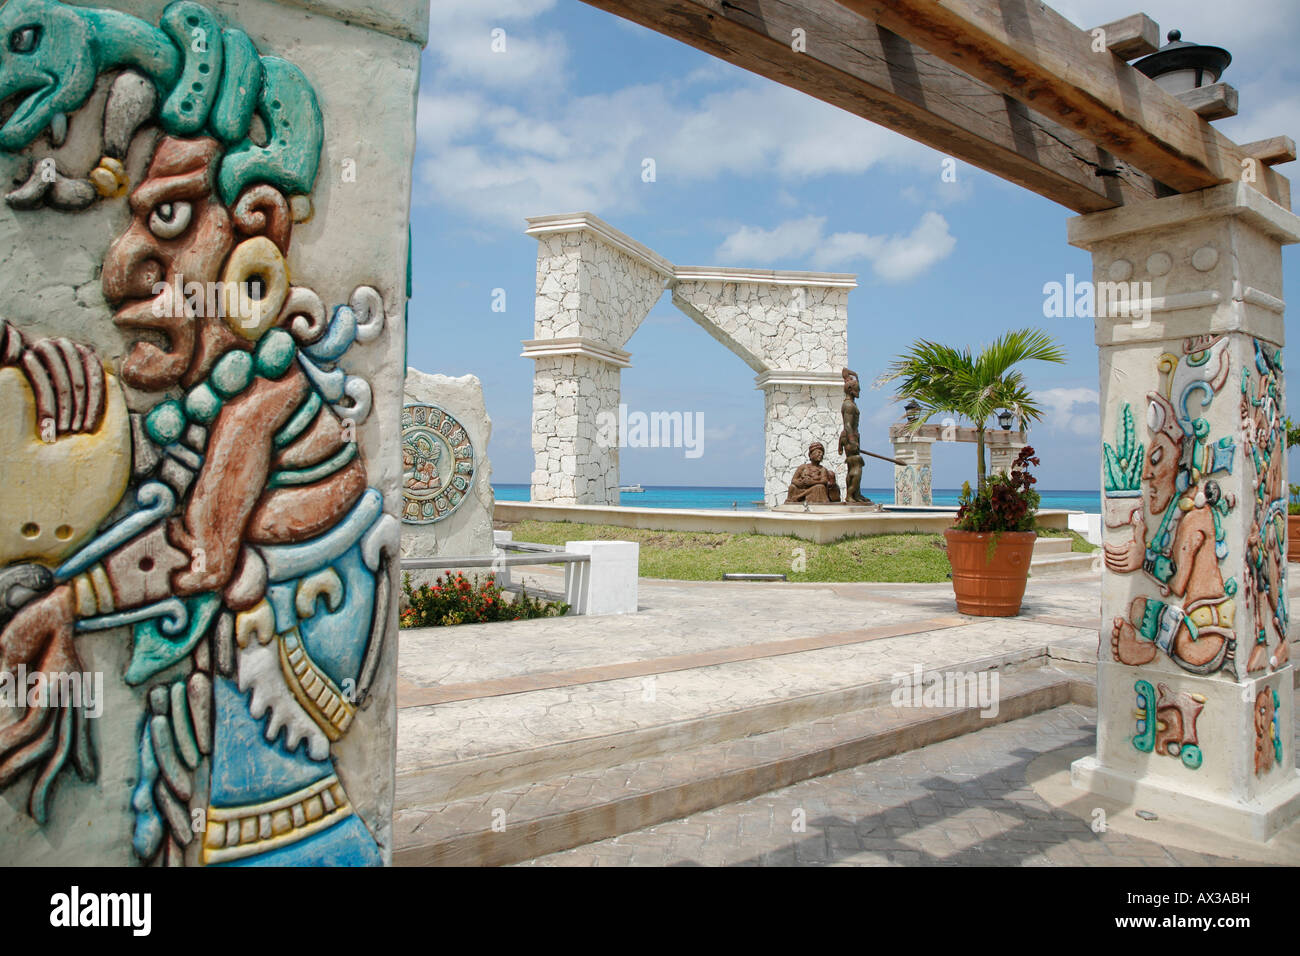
[1068,182,1300,249]
[673,266,858,289]
[525,213,676,278]
[754,370,846,389]
[520,337,633,368]
[525,214,860,289]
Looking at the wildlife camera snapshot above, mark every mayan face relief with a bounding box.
[0,0,400,865]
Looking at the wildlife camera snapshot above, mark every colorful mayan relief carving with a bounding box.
[1104,336,1240,676]
[1132,679,1206,769]
[0,1,398,865]
[401,404,476,524]
[1254,686,1282,776]
[1239,339,1289,676]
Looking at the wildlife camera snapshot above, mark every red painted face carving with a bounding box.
[101,137,292,392]
[1143,431,1180,515]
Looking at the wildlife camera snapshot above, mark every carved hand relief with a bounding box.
[0,0,400,866]
[402,404,476,524]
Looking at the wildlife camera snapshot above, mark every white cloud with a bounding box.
[1039,387,1100,436]
[716,216,826,261]
[415,77,937,228]
[714,211,956,282]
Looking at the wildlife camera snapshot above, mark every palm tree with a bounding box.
[878,329,1066,492]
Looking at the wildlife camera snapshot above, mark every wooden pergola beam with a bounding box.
[833,0,1290,208]
[577,0,1158,212]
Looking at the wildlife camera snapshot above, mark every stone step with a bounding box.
[1029,553,1099,575]
[1032,536,1073,556]
[393,665,1089,867]
[395,643,1084,810]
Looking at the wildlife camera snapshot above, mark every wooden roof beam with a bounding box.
[833,0,1290,208]
[577,0,1158,212]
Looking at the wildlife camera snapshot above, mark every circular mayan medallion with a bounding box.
[401,403,475,524]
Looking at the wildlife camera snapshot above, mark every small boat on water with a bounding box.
[619,484,645,493]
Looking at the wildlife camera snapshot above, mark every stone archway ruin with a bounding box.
[523,213,854,506]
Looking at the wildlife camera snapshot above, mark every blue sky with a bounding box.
[408,0,1300,492]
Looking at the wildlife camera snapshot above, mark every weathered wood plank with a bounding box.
[1091,13,1160,60]
[1173,82,1237,121]
[833,0,1289,206]
[576,0,1158,212]
[1242,137,1297,166]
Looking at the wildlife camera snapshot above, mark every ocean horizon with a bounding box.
[492,483,1104,513]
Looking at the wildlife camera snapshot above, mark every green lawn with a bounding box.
[506,520,1096,583]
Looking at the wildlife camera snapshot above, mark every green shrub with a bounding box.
[400,572,570,628]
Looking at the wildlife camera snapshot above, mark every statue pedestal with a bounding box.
[773,503,883,514]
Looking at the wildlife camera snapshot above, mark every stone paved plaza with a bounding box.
[395,567,1300,867]
[521,700,1295,867]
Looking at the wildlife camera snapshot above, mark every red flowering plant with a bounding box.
[400,572,570,628]
[953,446,1041,534]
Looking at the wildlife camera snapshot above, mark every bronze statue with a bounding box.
[785,442,841,504]
[838,368,872,503]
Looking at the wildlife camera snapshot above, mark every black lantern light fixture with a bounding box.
[904,400,921,424]
[997,409,1014,431]
[1134,29,1232,95]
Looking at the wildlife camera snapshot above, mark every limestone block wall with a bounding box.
[530,354,622,505]
[762,382,846,506]
[0,0,426,866]
[533,228,670,348]
[672,273,850,373]
[525,215,857,508]
[401,369,494,587]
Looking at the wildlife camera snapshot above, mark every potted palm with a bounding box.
[880,329,1066,616]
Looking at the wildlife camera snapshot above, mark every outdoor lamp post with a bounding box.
[904,400,921,424]
[1134,29,1232,95]
[997,409,1014,431]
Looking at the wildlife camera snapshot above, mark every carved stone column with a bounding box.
[1069,183,1300,840]
[888,422,934,507]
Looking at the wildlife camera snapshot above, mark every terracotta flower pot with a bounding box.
[943,529,1037,617]
[1289,514,1300,563]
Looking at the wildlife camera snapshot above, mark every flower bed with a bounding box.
[399,572,570,628]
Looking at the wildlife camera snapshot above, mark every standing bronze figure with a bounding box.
[838,368,873,503]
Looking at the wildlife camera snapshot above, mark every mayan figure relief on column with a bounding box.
[1070,183,1300,841]
[0,0,422,866]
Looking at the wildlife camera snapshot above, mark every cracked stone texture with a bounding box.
[520,698,1298,867]
[527,224,853,507]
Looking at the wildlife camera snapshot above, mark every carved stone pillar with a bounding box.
[889,425,934,507]
[1069,183,1299,840]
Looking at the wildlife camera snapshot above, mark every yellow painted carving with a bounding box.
[221,236,290,341]
[235,599,278,648]
[0,366,131,567]
[295,567,343,619]
[90,157,129,199]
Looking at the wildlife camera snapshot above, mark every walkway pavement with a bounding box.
[395,567,1300,866]
[519,699,1296,866]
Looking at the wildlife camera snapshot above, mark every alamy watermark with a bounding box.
[596,404,705,459]
[890,665,999,718]
[0,666,104,718]
[1043,273,1153,327]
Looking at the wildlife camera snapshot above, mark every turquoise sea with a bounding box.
[492,484,1103,512]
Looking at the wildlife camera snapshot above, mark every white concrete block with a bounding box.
[1068,512,1103,545]
[563,540,640,616]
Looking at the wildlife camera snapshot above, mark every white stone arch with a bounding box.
[522,213,854,505]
